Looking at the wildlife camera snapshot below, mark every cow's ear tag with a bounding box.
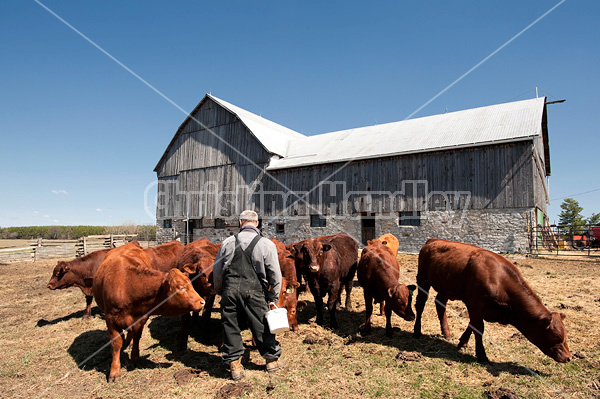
[286,286,295,294]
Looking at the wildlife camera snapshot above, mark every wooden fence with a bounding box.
[0,235,138,263]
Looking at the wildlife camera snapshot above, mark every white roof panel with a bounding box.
[208,94,305,157]
[267,97,546,170]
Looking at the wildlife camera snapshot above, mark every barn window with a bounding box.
[310,215,327,227]
[399,211,420,226]
[189,219,203,230]
[163,219,172,229]
[276,223,285,233]
[214,218,225,229]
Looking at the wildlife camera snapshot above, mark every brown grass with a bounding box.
[1,254,599,398]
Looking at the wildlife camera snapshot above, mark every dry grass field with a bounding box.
[1,253,599,398]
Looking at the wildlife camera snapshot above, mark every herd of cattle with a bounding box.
[47,233,572,382]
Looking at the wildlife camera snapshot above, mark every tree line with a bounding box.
[0,224,156,240]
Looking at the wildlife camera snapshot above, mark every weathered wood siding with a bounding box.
[260,141,536,215]
[156,99,544,221]
[156,97,271,178]
[156,97,270,218]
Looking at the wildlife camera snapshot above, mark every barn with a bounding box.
[154,94,550,253]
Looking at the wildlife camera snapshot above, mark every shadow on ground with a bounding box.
[351,324,547,377]
[37,307,103,327]
[67,329,173,380]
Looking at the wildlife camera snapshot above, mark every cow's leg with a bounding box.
[435,294,452,338]
[130,317,148,363]
[379,301,385,316]
[83,295,93,319]
[200,294,215,329]
[384,304,394,337]
[314,295,324,326]
[344,268,354,310]
[413,283,430,338]
[458,325,472,349]
[467,310,488,363]
[327,282,341,329]
[122,329,133,351]
[178,312,191,351]
[360,290,373,335]
[107,320,123,382]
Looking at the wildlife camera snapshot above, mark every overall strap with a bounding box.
[243,235,262,259]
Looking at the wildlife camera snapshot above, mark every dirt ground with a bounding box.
[1,253,599,399]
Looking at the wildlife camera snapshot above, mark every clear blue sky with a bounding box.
[1,1,598,227]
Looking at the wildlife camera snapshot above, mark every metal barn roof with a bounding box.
[208,95,306,157]
[267,97,547,170]
[155,95,548,173]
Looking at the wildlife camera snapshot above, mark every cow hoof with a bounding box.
[82,314,91,320]
[107,373,120,383]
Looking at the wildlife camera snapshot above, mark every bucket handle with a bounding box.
[268,302,279,310]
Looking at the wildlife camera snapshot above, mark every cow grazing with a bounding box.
[92,242,204,382]
[288,233,358,328]
[413,239,571,363]
[176,238,221,349]
[271,238,306,331]
[143,240,185,272]
[47,244,137,319]
[358,239,416,336]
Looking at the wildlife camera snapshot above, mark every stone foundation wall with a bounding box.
[158,208,532,253]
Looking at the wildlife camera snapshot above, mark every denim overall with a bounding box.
[220,234,281,364]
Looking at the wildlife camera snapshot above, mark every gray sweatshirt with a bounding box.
[213,225,282,303]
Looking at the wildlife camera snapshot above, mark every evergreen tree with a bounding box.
[588,212,600,226]
[558,198,586,239]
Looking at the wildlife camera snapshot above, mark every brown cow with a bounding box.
[413,239,571,363]
[93,242,204,381]
[288,233,358,328]
[47,241,181,319]
[176,238,221,349]
[271,238,306,331]
[378,233,399,255]
[143,240,185,272]
[47,244,143,319]
[375,233,400,315]
[357,239,416,336]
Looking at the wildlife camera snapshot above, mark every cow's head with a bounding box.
[278,278,306,332]
[528,312,571,363]
[47,261,76,290]
[387,284,416,321]
[296,239,331,273]
[158,269,205,314]
[178,247,216,297]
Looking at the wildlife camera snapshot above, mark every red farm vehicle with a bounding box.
[572,225,600,249]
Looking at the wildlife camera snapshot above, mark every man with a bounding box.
[213,210,283,381]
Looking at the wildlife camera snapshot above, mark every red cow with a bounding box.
[374,233,400,315]
[271,238,306,331]
[287,233,358,328]
[176,238,221,349]
[143,240,185,272]
[93,242,204,382]
[47,241,182,319]
[413,239,571,363]
[357,239,416,336]
[47,244,142,319]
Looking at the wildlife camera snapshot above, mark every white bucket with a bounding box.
[265,305,289,334]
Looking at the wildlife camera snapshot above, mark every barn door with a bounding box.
[361,213,376,245]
